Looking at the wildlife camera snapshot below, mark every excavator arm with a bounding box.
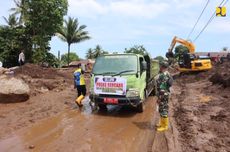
[168,36,195,54]
[166,36,212,72]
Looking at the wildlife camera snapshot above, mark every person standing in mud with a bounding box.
[18,50,25,66]
[155,61,173,132]
[74,63,86,107]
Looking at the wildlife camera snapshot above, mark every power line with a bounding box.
[223,0,229,6]
[193,13,215,42]
[187,0,210,39]
[193,0,228,42]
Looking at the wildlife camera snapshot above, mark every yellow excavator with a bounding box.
[166,36,212,72]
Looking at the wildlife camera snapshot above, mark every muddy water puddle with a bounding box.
[0,109,80,152]
[0,97,156,152]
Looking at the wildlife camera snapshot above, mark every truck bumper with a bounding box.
[89,94,141,106]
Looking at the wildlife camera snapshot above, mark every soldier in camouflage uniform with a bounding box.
[155,61,173,132]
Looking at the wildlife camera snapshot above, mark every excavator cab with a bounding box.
[178,53,191,68]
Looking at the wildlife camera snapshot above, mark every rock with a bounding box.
[0,75,30,102]
[40,87,49,93]
[28,145,35,149]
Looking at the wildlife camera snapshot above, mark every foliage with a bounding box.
[25,0,68,50]
[154,56,165,62]
[86,45,108,59]
[0,0,68,67]
[3,14,19,28]
[174,45,189,58]
[57,17,90,65]
[10,0,28,24]
[124,45,148,55]
[44,52,59,67]
[32,49,58,67]
[86,48,94,59]
[0,26,32,67]
[61,52,80,65]
[94,45,108,58]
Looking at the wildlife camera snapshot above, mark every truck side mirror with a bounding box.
[142,61,147,71]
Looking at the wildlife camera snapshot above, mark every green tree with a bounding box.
[124,45,148,55]
[31,50,58,67]
[27,0,68,53]
[154,56,165,62]
[57,17,90,66]
[86,48,94,59]
[61,52,80,65]
[0,26,31,67]
[86,45,108,59]
[94,45,106,58]
[174,45,189,58]
[10,0,28,24]
[44,52,59,67]
[3,14,19,28]
[1,0,67,67]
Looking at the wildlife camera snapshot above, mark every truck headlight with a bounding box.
[126,88,139,97]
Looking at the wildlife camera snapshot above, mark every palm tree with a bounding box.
[10,0,27,24]
[3,14,19,28]
[86,48,94,59]
[57,17,90,65]
[94,45,103,58]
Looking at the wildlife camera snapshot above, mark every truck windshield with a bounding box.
[92,55,137,75]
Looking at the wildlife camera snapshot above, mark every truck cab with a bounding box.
[89,53,159,112]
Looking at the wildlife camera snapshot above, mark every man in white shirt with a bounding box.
[18,50,25,66]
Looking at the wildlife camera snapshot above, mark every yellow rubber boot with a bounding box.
[157,117,169,132]
[75,95,84,107]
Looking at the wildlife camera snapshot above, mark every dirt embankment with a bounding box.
[171,62,230,152]
[14,64,73,96]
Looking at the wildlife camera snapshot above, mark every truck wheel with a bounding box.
[98,104,107,111]
[136,102,145,113]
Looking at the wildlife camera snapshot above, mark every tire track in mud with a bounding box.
[146,111,157,152]
[172,80,195,150]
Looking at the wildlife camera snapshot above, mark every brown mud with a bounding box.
[0,63,229,152]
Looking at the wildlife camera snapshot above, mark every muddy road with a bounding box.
[2,63,229,152]
[0,96,168,152]
[1,64,175,152]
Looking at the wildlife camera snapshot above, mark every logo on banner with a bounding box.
[216,7,226,17]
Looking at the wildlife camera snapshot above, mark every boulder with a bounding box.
[0,75,30,102]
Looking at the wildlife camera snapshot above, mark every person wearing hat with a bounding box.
[155,61,173,132]
[74,63,86,107]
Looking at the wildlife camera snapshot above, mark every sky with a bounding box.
[0,0,230,59]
